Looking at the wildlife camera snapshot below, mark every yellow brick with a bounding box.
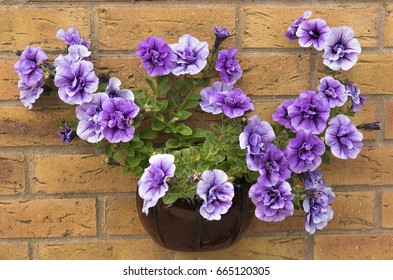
[97,6,236,50]
[32,154,136,194]
[318,54,393,95]
[0,155,25,195]
[315,234,393,259]
[0,106,77,146]
[321,146,393,186]
[0,59,19,100]
[0,8,90,51]
[326,192,375,230]
[0,243,29,260]
[382,192,393,228]
[238,53,310,96]
[34,239,170,260]
[105,195,145,235]
[0,198,96,238]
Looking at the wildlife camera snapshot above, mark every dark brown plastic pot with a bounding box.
[136,179,255,252]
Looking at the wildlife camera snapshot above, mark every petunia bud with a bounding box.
[357,121,382,131]
[213,26,230,50]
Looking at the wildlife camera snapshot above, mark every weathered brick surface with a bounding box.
[242,6,378,49]
[252,101,282,123]
[382,192,393,228]
[326,192,375,230]
[318,54,393,95]
[0,8,90,51]
[0,106,76,146]
[315,234,393,259]
[176,236,305,260]
[238,53,310,96]
[105,195,145,235]
[384,5,393,47]
[32,154,136,194]
[0,198,96,238]
[321,147,393,186]
[34,239,170,260]
[385,100,393,139]
[0,243,29,260]
[97,6,236,50]
[0,156,25,195]
[0,59,19,101]
[349,100,377,140]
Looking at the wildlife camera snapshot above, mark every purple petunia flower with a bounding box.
[272,100,295,130]
[344,82,366,113]
[200,81,233,114]
[296,18,331,51]
[287,130,325,173]
[249,179,294,222]
[285,10,312,40]
[317,76,347,108]
[256,145,291,187]
[105,77,134,100]
[213,26,230,49]
[18,79,44,109]
[302,170,325,190]
[138,154,176,215]
[170,34,209,76]
[239,115,276,171]
[303,177,335,234]
[56,27,90,48]
[197,169,234,221]
[98,97,140,143]
[325,114,363,160]
[54,45,91,67]
[209,88,254,118]
[215,48,242,85]
[287,90,330,135]
[76,92,108,143]
[58,122,77,144]
[136,36,176,77]
[14,45,48,87]
[323,26,361,71]
[54,60,99,105]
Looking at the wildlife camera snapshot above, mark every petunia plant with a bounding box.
[14,12,379,234]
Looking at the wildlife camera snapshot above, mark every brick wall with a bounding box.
[0,0,392,260]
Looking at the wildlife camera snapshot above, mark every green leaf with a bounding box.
[205,131,217,143]
[163,193,180,204]
[181,99,200,110]
[158,83,170,96]
[166,139,181,148]
[174,80,187,91]
[203,139,215,156]
[168,90,180,107]
[158,99,169,110]
[139,128,158,139]
[322,153,331,165]
[191,128,207,139]
[176,124,193,136]
[188,93,201,101]
[125,152,141,168]
[145,78,155,91]
[151,120,166,131]
[176,111,192,121]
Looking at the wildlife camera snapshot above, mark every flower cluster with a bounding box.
[241,10,371,233]
[14,12,378,234]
